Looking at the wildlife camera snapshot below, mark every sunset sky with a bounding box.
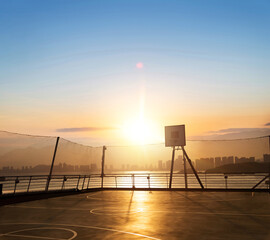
[1,0,270,146]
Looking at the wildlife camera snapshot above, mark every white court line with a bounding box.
[90,207,143,215]
[86,192,127,201]
[5,205,87,211]
[2,233,67,240]
[0,223,161,240]
[0,227,77,240]
[146,210,270,217]
[5,204,270,218]
[87,192,248,203]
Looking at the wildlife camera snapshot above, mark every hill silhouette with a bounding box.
[206,162,270,174]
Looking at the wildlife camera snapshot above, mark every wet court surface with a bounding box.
[0,191,269,240]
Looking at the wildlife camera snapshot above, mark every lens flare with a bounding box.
[136,62,144,69]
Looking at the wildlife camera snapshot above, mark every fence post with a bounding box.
[46,137,60,191]
[132,174,135,188]
[115,176,118,188]
[225,175,228,189]
[87,176,91,189]
[82,175,86,190]
[76,176,81,190]
[14,177,19,195]
[101,146,106,188]
[61,176,66,190]
[27,176,32,192]
[147,174,150,188]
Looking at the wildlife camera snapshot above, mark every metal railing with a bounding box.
[0,174,101,195]
[0,173,269,196]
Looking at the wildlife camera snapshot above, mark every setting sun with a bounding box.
[122,118,162,145]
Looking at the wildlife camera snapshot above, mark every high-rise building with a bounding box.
[215,157,222,167]
[175,155,183,171]
[90,163,97,171]
[166,160,171,170]
[158,160,163,170]
[222,156,234,165]
[235,157,254,164]
[263,154,270,162]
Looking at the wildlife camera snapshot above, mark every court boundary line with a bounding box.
[5,205,270,218]
[0,227,77,240]
[0,223,161,240]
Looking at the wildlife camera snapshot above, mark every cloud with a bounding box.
[207,128,269,134]
[189,127,270,140]
[265,122,270,126]
[56,127,116,132]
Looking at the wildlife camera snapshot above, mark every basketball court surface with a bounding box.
[0,190,270,239]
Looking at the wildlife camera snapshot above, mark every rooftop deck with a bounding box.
[0,190,269,239]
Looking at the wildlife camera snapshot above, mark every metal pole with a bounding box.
[182,146,204,189]
[87,176,91,189]
[76,176,81,190]
[169,146,175,189]
[46,137,60,191]
[101,146,106,188]
[132,174,135,188]
[27,176,32,192]
[14,177,19,195]
[225,175,228,189]
[183,151,188,189]
[82,175,86,190]
[61,176,66,190]
[252,174,270,189]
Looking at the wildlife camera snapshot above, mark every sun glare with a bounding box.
[122,118,161,145]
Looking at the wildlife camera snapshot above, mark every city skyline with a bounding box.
[1,153,269,175]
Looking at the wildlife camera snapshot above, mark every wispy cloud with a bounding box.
[190,127,270,140]
[265,122,270,126]
[56,127,116,132]
[207,128,269,134]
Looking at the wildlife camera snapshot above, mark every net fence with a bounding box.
[0,131,269,176]
[105,136,270,173]
[53,138,102,175]
[0,131,56,176]
[0,131,102,176]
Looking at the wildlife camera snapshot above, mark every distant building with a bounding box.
[80,165,90,171]
[263,154,270,162]
[235,157,254,164]
[158,160,163,170]
[215,157,222,167]
[90,163,97,171]
[222,156,234,165]
[175,155,183,171]
[166,160,171,170]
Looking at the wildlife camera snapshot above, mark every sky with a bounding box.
[0,0,270,146]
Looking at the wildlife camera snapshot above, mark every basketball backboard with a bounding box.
[165,125,186,147]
